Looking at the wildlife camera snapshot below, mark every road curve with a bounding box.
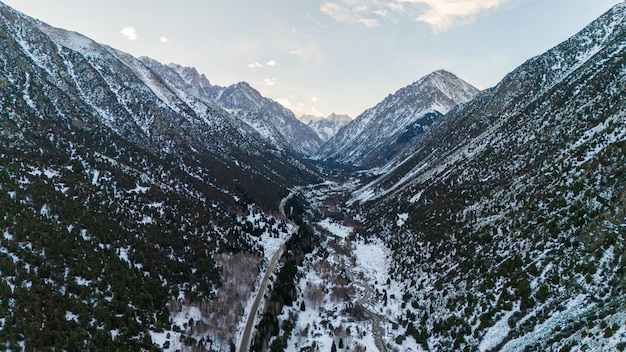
[238,189,299,352]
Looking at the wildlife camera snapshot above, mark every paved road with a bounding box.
[238,189,299,352]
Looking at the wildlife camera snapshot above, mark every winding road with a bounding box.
[238,189,299,352]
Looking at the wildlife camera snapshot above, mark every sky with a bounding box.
[2,0,622,118]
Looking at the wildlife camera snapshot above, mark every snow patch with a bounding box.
[396,213,408,227]
[128,184,150,194]
[409,190,424,204]
[80,229,91,241]
[479,305,518,351]
[65,311,79,323]
[91,170,100,186]
[316,218,353,239]
[353,239,391,286]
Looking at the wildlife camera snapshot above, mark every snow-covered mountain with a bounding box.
[347,3,626,350]
[0,3,315,198]
[317,70,479,168]
[2,0,626,350]
[139,58,323,157]
[0,2,319,349]
[300,113,352,142]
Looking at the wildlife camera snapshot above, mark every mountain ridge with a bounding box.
[139,57,323,157]
[316,69,480,168]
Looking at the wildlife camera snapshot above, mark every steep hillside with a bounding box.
[0,2,317,350]
[351,3,626,350]
[317,70,479,168]
[140,58,323,157]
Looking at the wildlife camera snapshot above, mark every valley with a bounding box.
[0,1,625,351]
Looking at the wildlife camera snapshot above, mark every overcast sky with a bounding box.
[3,0,621,118]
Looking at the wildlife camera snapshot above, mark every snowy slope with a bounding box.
[317,70,479,168]
[140,58,323,157]
[350,3,626,350]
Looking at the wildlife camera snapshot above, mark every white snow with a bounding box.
[65,311,79,323]
[43,168,59,179]
[500,295,591,351]
[150,330,182,351]
[56,183,70,195]
[91,170,100,186]
[316,218,353,239]
[170,305,203,328]
[118,247,130,265]
[353,239,391,286]
[40,204,50,217]
[28,167,42,177]
[409,190,424,204]
[74,277,91,286]
[128,184,150,194]
[396,213,409,227]
[479,305,518,352]
[80,229,91,241]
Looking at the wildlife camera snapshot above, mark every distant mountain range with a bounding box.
[299,113,352,142]
[139,58,323,157]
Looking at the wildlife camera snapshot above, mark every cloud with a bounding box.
[160,36,169,43]
[248,60,277,71]
[320,1,381,28]
[247,62,264,70]
[120,26,137,41]
[320,0,513,31]
[263,77,278,86]
[402,0,512,31]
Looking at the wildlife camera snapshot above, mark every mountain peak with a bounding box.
[140,58,322,156]
[423,69,455,79]
[317,71,479,167]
